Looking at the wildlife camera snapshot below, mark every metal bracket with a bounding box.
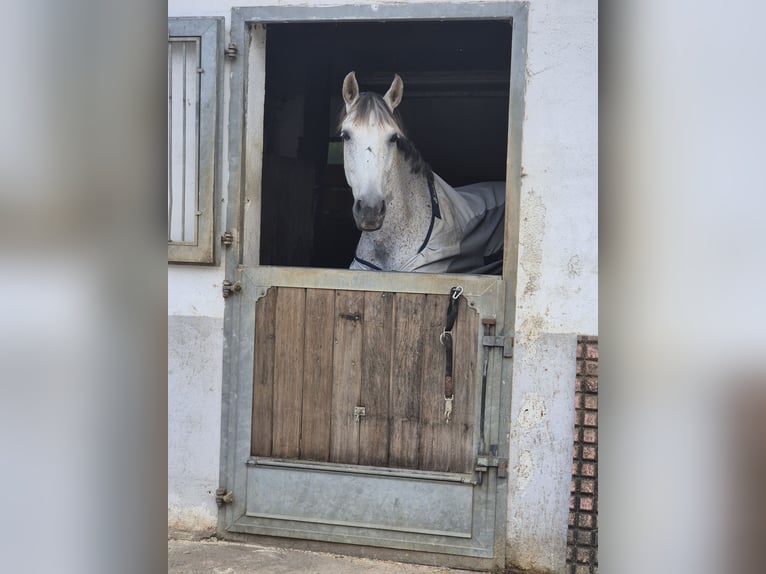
[221,231,234,246]
[224,42,238,59]
[482,335,514,358]
[475,455,509,480]
[353,406,366,423]
[222,280,241,298]
[215,488,233,507]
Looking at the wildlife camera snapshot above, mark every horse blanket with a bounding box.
[351,173,505,274]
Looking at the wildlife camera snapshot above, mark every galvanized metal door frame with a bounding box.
[228,269,505,562]
[219,3,529,569]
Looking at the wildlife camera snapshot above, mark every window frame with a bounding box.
[168,17,223,265]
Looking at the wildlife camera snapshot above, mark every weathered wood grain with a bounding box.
[358,291,394,467]
[299,289,335,461]
[389,293,426,469]
[271,287,306,458]
[251,287,277,456]
[254,286,479,472]
[417,294,452,471]
[450,298,478,473]
[330,290,365,464]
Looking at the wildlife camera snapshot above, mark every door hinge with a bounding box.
[215,488,233,507]
[222,279,241,298]
[482,334,514,358]
[224,42,238,59]
[475,454,509,479]
[221,231,234,246]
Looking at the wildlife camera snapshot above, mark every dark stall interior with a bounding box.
[259,20,512,270]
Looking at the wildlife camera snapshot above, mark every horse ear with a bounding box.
[383,74,403,111]
[342,71,359,111]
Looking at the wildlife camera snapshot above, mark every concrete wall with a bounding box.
[168,267,225,534]
[507,2,597,572]
[167,1,598,571]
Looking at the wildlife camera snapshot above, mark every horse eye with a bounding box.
[389,133,399,144]
[340,131,350,141]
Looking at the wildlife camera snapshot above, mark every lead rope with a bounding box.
[440,286,463,422]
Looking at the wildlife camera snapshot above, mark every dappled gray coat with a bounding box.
[351,174,505,274]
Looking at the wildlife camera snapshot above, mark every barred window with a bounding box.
[168,17,222,264]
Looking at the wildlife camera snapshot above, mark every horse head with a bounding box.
[340,71,404,231]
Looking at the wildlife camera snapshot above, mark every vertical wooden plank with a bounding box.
[416,296,479,473]
[271,287,306,459]
[330,290,364,464]
[417,294,452,472]
[299,289,335,461]
[251,287,277,456]
[358,291,394,467]
[450,298,479,473]
[389,293,426,469]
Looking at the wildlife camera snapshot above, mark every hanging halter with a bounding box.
[440,285,463,422]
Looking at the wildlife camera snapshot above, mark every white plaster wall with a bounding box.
[168,312,223,533]
[168,266,225,534]
[506,334,578,573]
[517,0,598,338]
[166,1,598,570]
[508,2,597,572]
[168,266,226,319]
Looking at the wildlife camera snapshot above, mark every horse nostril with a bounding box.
[353,199,361,213]
[380,202,386,216]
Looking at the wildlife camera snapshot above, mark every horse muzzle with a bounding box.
[353,198,386,231]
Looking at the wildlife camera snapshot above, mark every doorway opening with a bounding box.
[258,20,512,270]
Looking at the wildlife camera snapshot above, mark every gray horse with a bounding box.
[340,72,505,274]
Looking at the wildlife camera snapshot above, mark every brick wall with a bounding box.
[567,336,598,573]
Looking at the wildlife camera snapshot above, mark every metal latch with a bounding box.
[475,454,509,480]
[221,231,234,246]
[215,488,233,507]
[353,406,366,422]
[482,334,514,358]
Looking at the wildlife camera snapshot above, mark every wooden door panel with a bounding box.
[251,287,478,473]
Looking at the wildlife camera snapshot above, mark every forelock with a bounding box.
[337,91,431,177]
[339,92,403,131]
